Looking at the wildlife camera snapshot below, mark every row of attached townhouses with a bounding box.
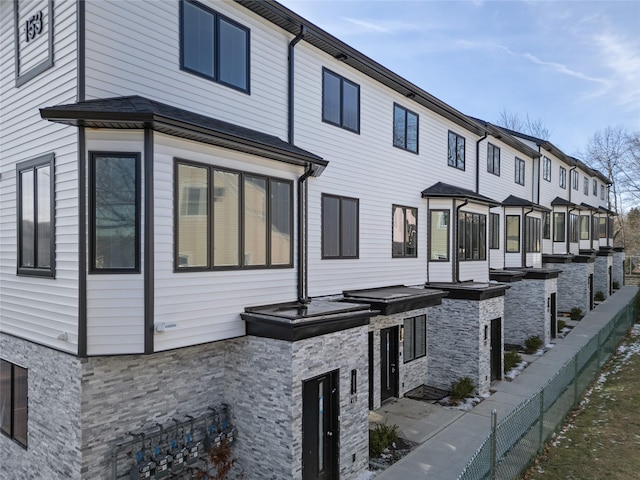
[0,1,624,479]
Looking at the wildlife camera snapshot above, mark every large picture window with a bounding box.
[506,215,520,253]
[392,205,417,258]
[17,153,54,277]
[429,210,449,261]
[90,153,140,273]
[175,160,292,269]
[447,131,465,170]
[0,360,28,448]
[580,215,590,240]
[393,104,418,153]
[322,194,359,259]
[403,315,426,363]
[180,0,250,92]
[489,213,500,249]
[553,212,565,242]
[458,211,486,261]
[525,216,541,253]
[487,143,500,176]
[322,69,360,133]
[515,158,525,186]
[543,156,551,182]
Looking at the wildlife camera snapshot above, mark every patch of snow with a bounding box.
[505,360,528,380]
[356,470,379,480]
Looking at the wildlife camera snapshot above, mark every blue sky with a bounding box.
[279,0,640,158]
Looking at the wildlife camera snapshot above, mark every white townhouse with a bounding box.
[0,1,623,480]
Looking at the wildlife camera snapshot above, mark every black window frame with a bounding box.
[571,169,579,190]
[583,177,589,195]
[179,0,251,93]
[458,211,486,261]
[553,212,566,242]
[392,103,419,154]
[515,157,525,186]
[506,215,520,253]
[559,166,567,189]
[429,210,450,261]
[489,213,500,249]
[403,314,426,363]
[174,159,294,271]
[392,204,418,258]
[593,179,598,196]
[487,143,500,176]
[569,213,579,243]
[600,185,605,200]
[543,156,551,182]
[16,153,55,277]
[599,217,607,238]
[89,152,141,274]
[321,193,359,259]
[447,131,466,170]
[580,215,590,240]
[0,359,28,449]
[542,212,551,240]
[525,216,541,253]
[321,68,360,133]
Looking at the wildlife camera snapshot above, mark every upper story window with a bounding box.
[176,160,293,270]
[487,143,500,176]
[322,69,360,133]
[403,315,426,363]
[600,185,605,200]
[559,166,567,189]
[458,212,486,261]
[583,177,589,195]
[543,157,551,182]
[90,153,140,273]
[489,213,500,249]
[447,131,465,170]
[571,170,579,190]
[506,215,520,253]
[17,153,54,277]
[392,205,417,258]
[525,216,541,253]
[593,179,598,196]
[515,158,525,186]
[322,194,359,259]
[0,359,28,449]
[429,210,449,261]
[393,104,418,153]
[180,0,250,93]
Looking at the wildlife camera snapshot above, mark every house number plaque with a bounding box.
[25,11,44,42]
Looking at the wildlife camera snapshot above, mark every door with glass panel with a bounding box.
[302,371,339,480]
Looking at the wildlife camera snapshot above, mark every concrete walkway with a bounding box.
[373,286,638,480]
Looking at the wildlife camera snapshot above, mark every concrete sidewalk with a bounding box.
[374,286,638,480]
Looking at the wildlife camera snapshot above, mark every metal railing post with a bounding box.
[491,408,497,480]
[574,356,578,406]
[539,390,544,453]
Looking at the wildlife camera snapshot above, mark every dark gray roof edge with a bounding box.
[468,118,540,159]
[422,182,500,206]
[502,195,551,211]
[237,0,485,137]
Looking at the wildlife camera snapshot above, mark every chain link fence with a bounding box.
[458,295,637,480]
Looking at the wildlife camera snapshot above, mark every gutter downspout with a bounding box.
[522,206,534,268]
[568,165,577,203]
[288,26,306,144]
[297,165,313,304]
[289,26,311,304]
[475,132,488,193]
[454,199,469,282]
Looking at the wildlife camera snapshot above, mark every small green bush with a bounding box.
[613,281,620,290]
[524,335,543,354]
[450,376,475,402]
[557,319,566,332]
[594,290,605,302]
[570,307,583,321]
[369,422,399,457]
[504,351,522,373]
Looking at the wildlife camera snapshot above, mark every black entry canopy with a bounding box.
[422,182,500,207]
[40,95,327,176]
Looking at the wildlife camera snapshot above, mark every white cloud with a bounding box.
[592,32,640,110]
[341,16,422,35]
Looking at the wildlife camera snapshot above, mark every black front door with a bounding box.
[490,318,502,381]
[302,371,339,480]
[550,293,557,339]
[368,332,374,410]
[609,266,613,295]
[380,326,399,403]
[589,274,594,310]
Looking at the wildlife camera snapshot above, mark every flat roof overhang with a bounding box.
[343,285,447,315]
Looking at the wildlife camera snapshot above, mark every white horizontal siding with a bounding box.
[84,0,290,139]
[152,134,301,352]
[0,0,79,354]
[478,138,535,204]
